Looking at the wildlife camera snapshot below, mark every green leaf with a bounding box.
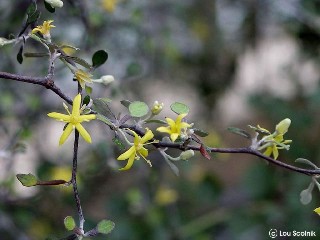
[85,85,92,95]
[300,188,312,205]
[92,50,108,68]
[97,114,113,126]
[83,95,91,105]
[27,1,37,16]
[64,216,76,231]
[120,100,131,108]
[295,158,319,169]
[27,10,40,24]
[227,127,251,139]
[170,102,189,114]
[193,128,209,137]
[129,101,149,117]
[112,137,125,150]
[62,56,92,69]
[93,98,114,119]
[16,173,37,187]
[17,46,23,64]
[44,0,55,13]
[24,52,49,58]
[145,119,167,124]
[97,220,115,235]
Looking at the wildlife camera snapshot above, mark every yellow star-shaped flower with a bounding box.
[156,113,191,142]
[32,20,55,39]
[47,94,96,145]
[117,129,154,170]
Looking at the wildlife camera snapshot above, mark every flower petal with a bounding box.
[273,146,279,159]
[180,122,191,129]
[138,147,148,158]
[263,147,273,157]
[141,129,154,143]
[156,126,172,134]
[170,133,179,142]
[72,94,82,116]
[166,117,176,129]
[78,114,96,122]
[75,123,92,143]
[48,112,70,122]
[119,154,136,171]
[59,123,74,145]
[117,146,136,160]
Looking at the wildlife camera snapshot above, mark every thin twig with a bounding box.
[71,130,85,231]
[119,124,320,177]
[0,71,72,104]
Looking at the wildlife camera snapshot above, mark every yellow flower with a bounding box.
[257,118,292,159]
[32,20,55,39]
[74,69,92,89]
[47,94,96,145]
[101,0,118,12]
[314,207,320,215]
[117,129,154,170]
[156,113,191,142]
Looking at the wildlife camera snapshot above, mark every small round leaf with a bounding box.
[129,101,149,117]
[16,173,37,187]
[170,102,189,114]
[97,220,115,235]
[64,216,76,231]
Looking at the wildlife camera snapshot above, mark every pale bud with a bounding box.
[45,0,64,8]
[275,118,291,135]
[179,150,194,160]
[151,101,164,115]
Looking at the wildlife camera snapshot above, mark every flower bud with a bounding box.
[179,150,194,160]
[45,0,64,8]
[151,101,164,115]
[275,118,291,134]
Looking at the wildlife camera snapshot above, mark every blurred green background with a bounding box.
[1,0,320,239]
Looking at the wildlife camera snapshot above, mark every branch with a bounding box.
[0,71,72,104]
[119,124,320,177]
[71,130,85,231]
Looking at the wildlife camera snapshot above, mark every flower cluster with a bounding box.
[251,118,292,159]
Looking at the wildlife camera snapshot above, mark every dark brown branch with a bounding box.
[71,130,85,230]
[119,124,320,177]
[0,71,72,104]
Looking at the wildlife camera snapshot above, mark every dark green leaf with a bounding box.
[27,10,40,24]
[44,0,55,13]
[17,46,23,64]
[24,52,49,58]
[92,50,108,68]
[27,1,37,16]
[97,220,115,235]
[170,102,189,114]
[120,100,131,108]
[16,173,37,187]
[129,101,149,118]
[227,127,251,139]
[64,216,76,231]
[62,56,92,69]
[193,128,209,137]
[145,119,167,124]
[83,95,91,105]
